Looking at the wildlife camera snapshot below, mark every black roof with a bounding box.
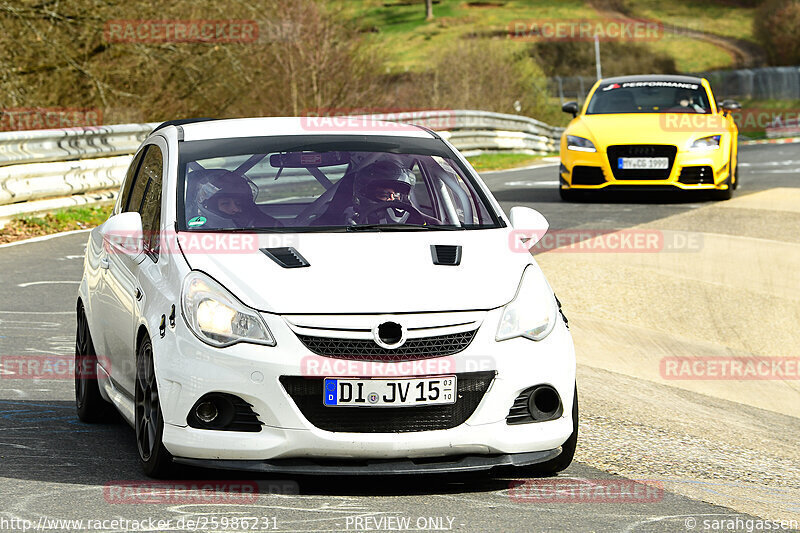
[150,118,217,134]
[599,74,704,84]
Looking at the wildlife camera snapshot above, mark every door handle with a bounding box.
[99,257,110,270]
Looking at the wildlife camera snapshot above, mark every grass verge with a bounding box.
[467,152,558,172]
[0,203,113,244]
[346,0,740,73]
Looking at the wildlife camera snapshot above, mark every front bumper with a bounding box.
[560,145,732,191]
[154,306,576,463]
[172,449,561,475]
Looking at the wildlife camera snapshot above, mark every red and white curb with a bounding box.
[742,137,800,145]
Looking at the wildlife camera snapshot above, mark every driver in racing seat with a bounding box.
[197,170,282,229]
[351,160,435,225]
[674,88,705,113]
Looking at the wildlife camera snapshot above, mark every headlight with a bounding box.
[182,271,275,347]
[496,265,559,342]
[690,135,721,151]
[566,135,597,152]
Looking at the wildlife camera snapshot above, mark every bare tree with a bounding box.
[425,0,434,21]
[0,0,390,122]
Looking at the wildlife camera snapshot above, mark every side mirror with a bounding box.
[100,212,144,256]
[720,99,741,113]
[509,206,549,248]
[562,101,579,118]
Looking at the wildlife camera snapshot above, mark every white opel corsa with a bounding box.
[76,117,577,477]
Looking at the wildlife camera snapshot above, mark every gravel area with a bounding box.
[577,365,800,524]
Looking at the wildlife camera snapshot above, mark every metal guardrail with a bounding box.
[550,66,800,103]
[0,123,157,167]
[0,112,564,225]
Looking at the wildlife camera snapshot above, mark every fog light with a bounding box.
[195,401,218,423]
[527,385,562,421]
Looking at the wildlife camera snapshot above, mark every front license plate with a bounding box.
[617,157,669,170]
[323,376,457,407]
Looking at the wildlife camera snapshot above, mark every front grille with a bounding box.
[296,330,477,361]
[607,145,677,180]
[280,371,495,432]
[678,165,714,184]
[571,165,606,185]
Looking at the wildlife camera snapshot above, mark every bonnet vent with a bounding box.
[261,247,310,268]
[430,245,462,266]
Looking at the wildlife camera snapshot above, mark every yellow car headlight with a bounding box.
[690,135,721,151]
[566,135,597,153]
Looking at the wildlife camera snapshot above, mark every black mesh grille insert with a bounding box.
[280,371,495,432]
[607,145,677,180]
[506,391,533,425]
[571,165,606,185]
[431,245,462,266]
[296,330,477,361]
[261,247,309,268]
[678,166,714,184]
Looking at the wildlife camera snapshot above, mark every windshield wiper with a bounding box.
[180,226,348,233]
[346,224,462,232]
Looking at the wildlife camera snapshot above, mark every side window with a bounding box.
[118,149,145,214]
[124,146,151,214]
[409,162,435,216]
[123,145,163,260]
[137,146,164,261]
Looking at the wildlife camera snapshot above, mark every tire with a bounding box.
[732,156,739,190]
[135,335,173,478]
[712,176,733,201]
[75,304,112,423]
[530,385,578,475]
[559,188,581,202]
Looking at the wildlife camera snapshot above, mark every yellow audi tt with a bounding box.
[558,75,740,201]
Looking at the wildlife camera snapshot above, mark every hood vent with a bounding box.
[430,245,461,266]
[261,247,310,268]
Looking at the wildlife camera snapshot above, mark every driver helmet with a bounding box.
[353,160,416,210]
[196,170,258,220]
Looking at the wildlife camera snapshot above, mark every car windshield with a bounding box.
[586,80,712,115]
[178,136,500,232]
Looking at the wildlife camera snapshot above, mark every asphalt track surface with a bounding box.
[0,143,798,532]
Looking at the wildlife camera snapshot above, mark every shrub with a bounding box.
[753,0,800,65]
[395,39,559,123]
[530,41,677,78]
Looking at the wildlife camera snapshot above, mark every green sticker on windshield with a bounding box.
[188,216,207,227]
